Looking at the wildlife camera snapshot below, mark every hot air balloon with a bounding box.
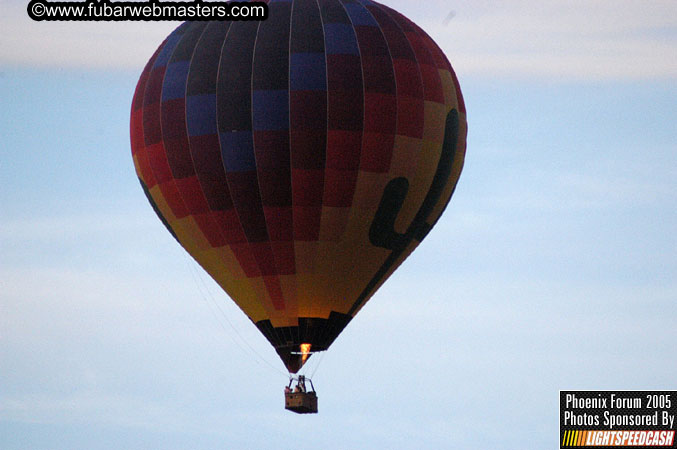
[131,0,466,385]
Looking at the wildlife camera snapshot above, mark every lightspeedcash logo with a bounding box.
[560,391,677,449]
[562,430,675,447]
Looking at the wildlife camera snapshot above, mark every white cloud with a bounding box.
[0,212,152,241]
[427,0,677,80]
[2,0,675,79]
[478,165,675,213]
[1,0,178,70]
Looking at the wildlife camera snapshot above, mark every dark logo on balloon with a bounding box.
[355,108,460,315]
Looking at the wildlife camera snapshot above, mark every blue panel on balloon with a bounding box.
[186,94,217,136]
[162,61,190,101]
[153,31,182,68]
[220,131,256,172]
[253,90,289,131]
[343,3,379,27]
[290,53,327,91]
[324,23,360,55]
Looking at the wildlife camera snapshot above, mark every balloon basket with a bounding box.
[285,391,318,414]
[285,375,318,414]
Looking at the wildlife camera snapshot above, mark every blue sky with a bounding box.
[2,1,676,449]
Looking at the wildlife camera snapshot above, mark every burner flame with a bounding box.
[300,343,312,365]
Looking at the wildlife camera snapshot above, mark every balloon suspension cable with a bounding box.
[183,253,289,378]
[290,347,326,380]
[308,351,326,379]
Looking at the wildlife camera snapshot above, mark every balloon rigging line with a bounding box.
[182,253,289,378]
[183,249,322,381]
[186,256,289,378]
[183,255,262,364]
[309,351,326,379]
[188,258,289,378]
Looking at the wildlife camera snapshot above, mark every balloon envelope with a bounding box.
[131,0,467,373]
